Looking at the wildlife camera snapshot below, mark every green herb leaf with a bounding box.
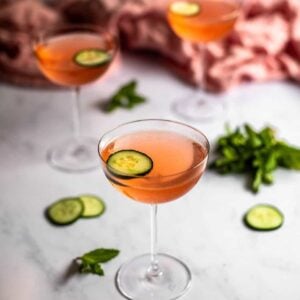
[245,124,262,148]
[91,263,105,276]
[81,248,120,264]
[277,144,300,170]
[210,124,300,193]
[105,80,146,112]
[262,172,274,184]
[79,261,105,276]
[251,168,263,193]
[76,248,119,277]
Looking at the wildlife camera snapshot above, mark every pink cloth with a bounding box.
[0,0,299,91]
[206,0,300,91]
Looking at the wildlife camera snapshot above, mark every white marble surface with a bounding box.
[1,54,300,300]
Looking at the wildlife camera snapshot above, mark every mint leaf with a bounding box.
[81,248,119,264]
[76,248,119,277]
[277,144,300,170]
[105,80,146,112]
[91,263,104,276]
[79,262,105,276]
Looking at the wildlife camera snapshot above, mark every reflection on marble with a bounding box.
[1,54,300,300]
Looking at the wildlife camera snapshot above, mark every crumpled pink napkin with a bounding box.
[115,0,300,91]
[206,0,300,91]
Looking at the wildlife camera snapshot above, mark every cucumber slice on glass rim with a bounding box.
[46,197,83,225]
[79,195,106,218]
[74,49,112,67]
[107,150,153,178]
[244,204,284,231]
[170,1,201,17]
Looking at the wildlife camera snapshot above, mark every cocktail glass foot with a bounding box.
[116,253,192,300]
[47,137,99,172]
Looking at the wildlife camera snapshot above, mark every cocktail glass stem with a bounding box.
[199,43,207,91]
[72,86,81,140]
[147,204,162,278]
[172,43,225,122]
[47,86,99,172]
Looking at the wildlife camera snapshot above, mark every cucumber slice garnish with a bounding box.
[79,195,106,218]
[244,204,284,231]
[170,1,201,17]
[47,197,83,225]
[74,49,111,67]
[107,150,153,178]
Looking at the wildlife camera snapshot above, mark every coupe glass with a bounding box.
[34,24,118,172]
[98,119,209,299]
[167,0,241,121]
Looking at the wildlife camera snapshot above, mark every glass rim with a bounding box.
[32,23,119,51]
[98,118,210,179]
[167,0,241,24]
[34,22,117,37]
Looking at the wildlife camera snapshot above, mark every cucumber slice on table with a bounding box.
[47,197,83,225]
[244,204,284,231]
[170,1,201,17]
[79,195,106,218]
[74,49,111,67]
[107,150,153,178]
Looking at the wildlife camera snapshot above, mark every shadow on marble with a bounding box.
[56,260,79,286]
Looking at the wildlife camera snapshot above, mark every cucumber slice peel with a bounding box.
[79,195,106,218]
[47,197,83,225]
[74,49,111,67]
[244,204,284,231]
[107,149,153,178]
[170,1,201,17]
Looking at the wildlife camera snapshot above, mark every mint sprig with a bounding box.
[76,248,119,276]
[210,124,300,193]
[105,80,146,112]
